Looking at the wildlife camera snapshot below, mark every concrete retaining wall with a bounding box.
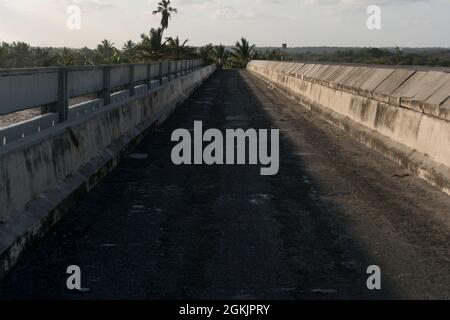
[248,60,450,195]
[0,65,215,278]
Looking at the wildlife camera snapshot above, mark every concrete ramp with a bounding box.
[248,60,450,195]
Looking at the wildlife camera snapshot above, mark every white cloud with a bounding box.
[0,0,448,48]
[67,0,115,11]
[303,0,428,5]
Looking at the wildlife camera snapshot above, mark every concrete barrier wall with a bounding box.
[0,65,215,277]
[248,60,450,194]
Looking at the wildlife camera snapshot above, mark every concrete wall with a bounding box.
[248,60,450,195]
[0,65,215,277]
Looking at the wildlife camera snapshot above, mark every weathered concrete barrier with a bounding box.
[0,65,215,278]
[248,60,450,195]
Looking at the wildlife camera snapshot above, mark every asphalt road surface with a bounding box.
[1,70,450,300]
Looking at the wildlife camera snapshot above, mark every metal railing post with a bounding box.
[128,64,136,96]
[101,65,111,105]
[146,63,152,89]
[57,68,69,122]
[167,61,171,80]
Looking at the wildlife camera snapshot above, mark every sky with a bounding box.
[0,0,449,48]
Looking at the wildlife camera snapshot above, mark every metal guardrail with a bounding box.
[0,59,204,146]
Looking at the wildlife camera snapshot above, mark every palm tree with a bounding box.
[95,39,120,64]
[0,42,11,68]
[57,48,77,66]
[97,40,115,53]
[10,42,32,68]
[198,44,214,66]
[137,28,168,61]
[122,40,137,63]
[231,38,255,69]
[153,0,178,30]
[77,47,95,66]
[31,47,57,67]
[166,36,189,60]
[212,44,228,65]
[0,48,5,68]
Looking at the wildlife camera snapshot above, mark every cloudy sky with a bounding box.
[0,0,449,48]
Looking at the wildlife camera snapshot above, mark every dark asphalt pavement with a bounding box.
[1,70,450,299]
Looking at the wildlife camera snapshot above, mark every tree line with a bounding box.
[1,0,448,69]
[0,0,258,69]
[259,47,450,67]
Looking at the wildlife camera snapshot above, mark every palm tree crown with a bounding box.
[212,44,228,64]
[57,48,76,66]
[153,0,178,30]
[231,38,255,68]
[137,28,168,61]
[95,40,121,64]
[166,36,189,60]
[122,40,137,63]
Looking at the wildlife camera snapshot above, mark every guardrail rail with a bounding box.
[0,59,204,147]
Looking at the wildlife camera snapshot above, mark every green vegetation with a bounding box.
[1,1,448,70]
[197,38,257,69]
[256,47,450,67]
[0,0,191,68]
[231,38,256,68]
[0,0,254,70]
